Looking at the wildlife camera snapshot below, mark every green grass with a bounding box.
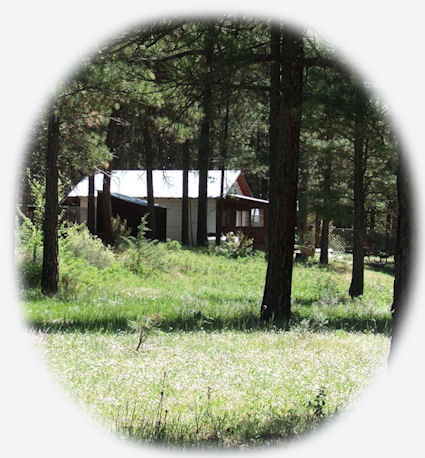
[22,248,393,334]
[31,329,389,448]
[21,240,393,448]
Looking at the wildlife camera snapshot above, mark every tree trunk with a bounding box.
[320,218,330,264]
[349,90,366,298]
[20,170,32,218]
[216,98,230,246]
[144,122,156,239]
[297,192,308,245]
[320,159,332,264]
[181,141,190,245]
[385,203,392,252]
[391,151,412,348]
[101,108,119,246]
[41,108,60,295]
[196,27,214,247]
[196,114,210,246]
[87,173,96,234]
[315,213,321,248]
[260,26,303,327]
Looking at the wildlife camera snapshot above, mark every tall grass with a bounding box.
[19,227,393,447]
[23,247,393,334]
[31,329,389,448]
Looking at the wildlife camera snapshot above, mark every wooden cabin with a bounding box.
[66,170,269,247]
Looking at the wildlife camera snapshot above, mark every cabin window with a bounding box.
[250,208,264,227]
[236,210,250,227]
[222,207,264,228]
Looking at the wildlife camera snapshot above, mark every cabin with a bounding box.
[66,170,269,248]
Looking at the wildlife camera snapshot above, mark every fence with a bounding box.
[63,206,88,225]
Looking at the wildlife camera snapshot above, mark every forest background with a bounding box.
[3,0,420,458]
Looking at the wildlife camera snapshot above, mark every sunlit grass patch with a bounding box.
[31,329,390,447]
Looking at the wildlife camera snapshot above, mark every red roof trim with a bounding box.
[236,172,253,197]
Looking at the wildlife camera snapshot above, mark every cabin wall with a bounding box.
[154,198,216,244]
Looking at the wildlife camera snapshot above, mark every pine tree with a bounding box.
[41,106,60,295]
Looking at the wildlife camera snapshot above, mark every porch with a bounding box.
[216,194,269,249]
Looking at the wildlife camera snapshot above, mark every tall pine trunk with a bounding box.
[101,108,119,246]
[41,108,60,295]
[196,113,210,246]
[320,219,330,264]
[216,98,230,246]
[349,90,366,298]
[320,160,332,264]
[144,121,156,239]
[297,192,308,245]
[314,213,321,248]
[391,151,412,350]
[196,26,214,247]
[87,173,96,234]
[260,26,303,326]
[181,141,190,245]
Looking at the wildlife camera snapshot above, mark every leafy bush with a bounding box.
[16,172,70,288]
[59,254,99,297]
[165,238,182,251]
[19,257,43,288]
[15,173,46,275]
[213,231,253,258]
[60,224,115,268]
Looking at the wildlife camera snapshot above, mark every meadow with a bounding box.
[20,226,393,448]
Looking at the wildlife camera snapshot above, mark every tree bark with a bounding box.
[260,26,303,326]
[297,192,308,245]
[41,108,60,295]
[196,26,214,247]
[315,213,321,248]
[101,108,119,246]
[391,151,412,349]
[320,160,332,264]
[181,141,190,245]
[349,89,366,298]
[144,121,156,239]
[216,98,230,246]
[320,218,330,264]
[87,173,96,234]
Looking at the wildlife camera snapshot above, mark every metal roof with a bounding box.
[110,192,166,208]
[226,194,269,204]
[68,170,242,199]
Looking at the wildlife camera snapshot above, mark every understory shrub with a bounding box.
[213,231,253,258]
[60,224,115,268]
[16,214,43,287]
[112,215,132,250]
[119,217,165,275]
[164,238,182,251]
